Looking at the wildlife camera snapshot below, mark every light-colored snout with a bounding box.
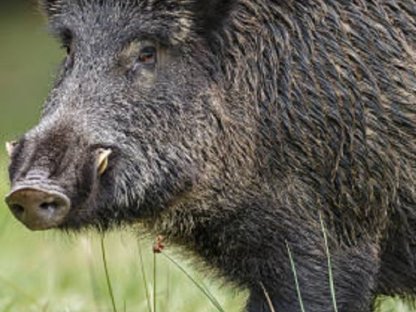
[5,146,113,231]
[5,187,70,231]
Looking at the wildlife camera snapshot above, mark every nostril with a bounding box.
[40,202,58,211]
[10,204,24,216]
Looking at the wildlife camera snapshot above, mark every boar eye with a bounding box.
[60,29,73,56]
[138,46,157,65]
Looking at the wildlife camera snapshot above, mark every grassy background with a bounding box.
[0,2,412,312]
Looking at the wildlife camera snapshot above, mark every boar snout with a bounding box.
[5,186,70,231]
[5,138,117,230]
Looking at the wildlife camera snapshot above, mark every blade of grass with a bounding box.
[165,265,170,312]
[2,299,16,312]
[81,237,101,312]
[162,252,225,312]
[153,251,157,312]
[137,241,152,312]
[319,213,338,312]
[199,280,221,307]
[259,282,276,312]
[100,236,118,312]
[286,241,306,312]
[0,275,43,309]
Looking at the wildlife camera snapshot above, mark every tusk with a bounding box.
[96,149,112,176]
[5,141,17,158]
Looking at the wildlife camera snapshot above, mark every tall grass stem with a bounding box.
[0,275,42,308]
[100,236,118,312]
[259,282,276,312]
[81,237,101,311]
[137,241,152,312]
[162,252,225,312]
[319,213,338,312]
[153,251,157,312]
[286,242,306,312]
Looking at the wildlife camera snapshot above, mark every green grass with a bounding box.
[286,242,305,312]
[0,160,246,311]
[0,4,413,312]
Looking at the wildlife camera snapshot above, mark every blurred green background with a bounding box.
[0,1,412,312]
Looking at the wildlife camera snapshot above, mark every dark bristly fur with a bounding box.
[6,1,416,311]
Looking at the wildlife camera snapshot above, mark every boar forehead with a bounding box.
[46,0,195,46]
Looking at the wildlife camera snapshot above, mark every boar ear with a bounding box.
[39,0,64,17]
[192,0,237,33]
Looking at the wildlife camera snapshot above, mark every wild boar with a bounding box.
[5,1,416,311]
